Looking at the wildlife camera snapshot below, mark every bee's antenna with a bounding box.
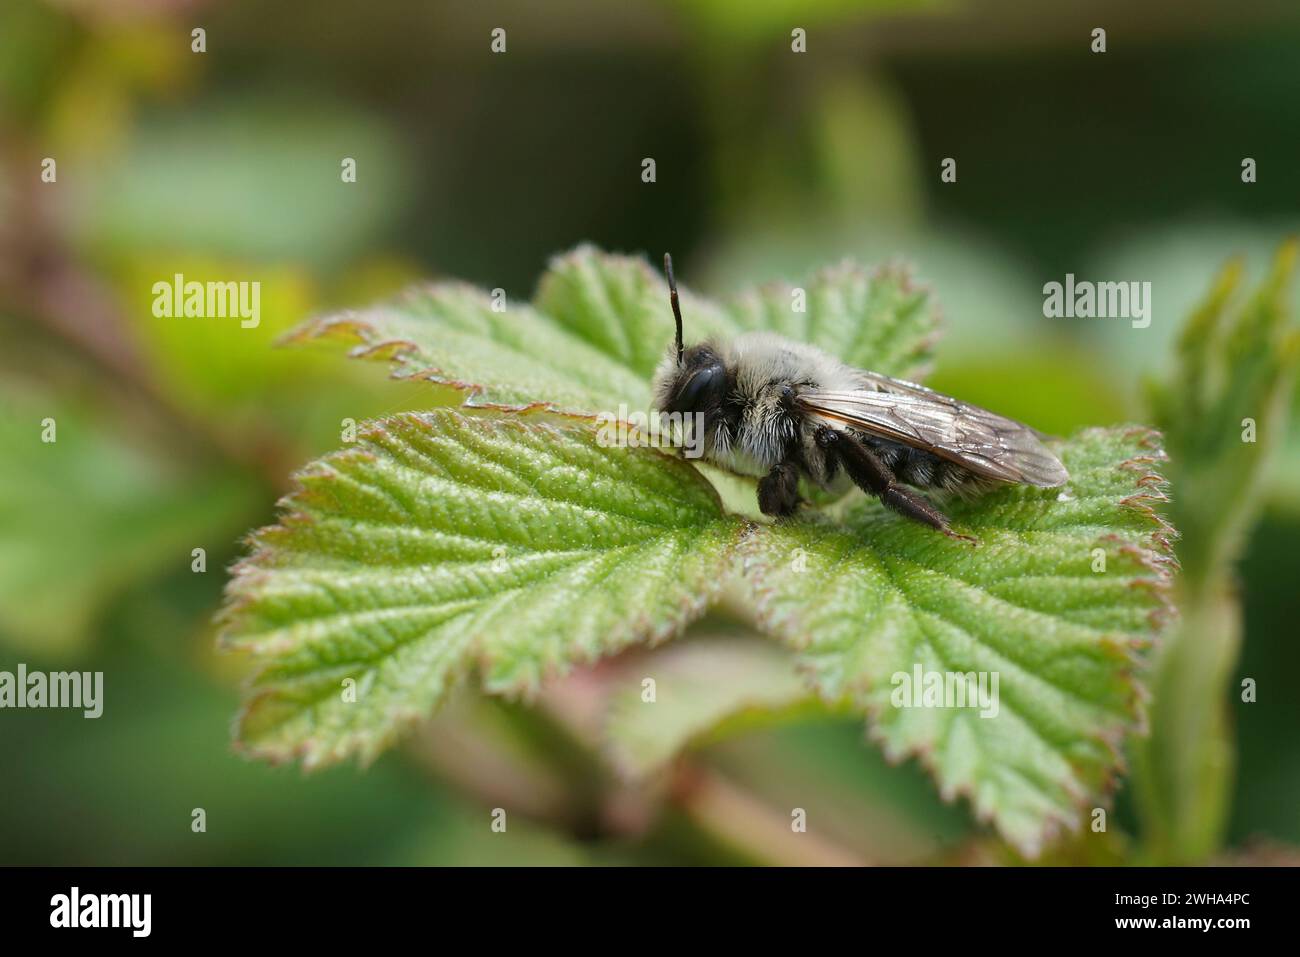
[664,252,684,365]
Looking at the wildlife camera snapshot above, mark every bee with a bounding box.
[650,254,1069,542]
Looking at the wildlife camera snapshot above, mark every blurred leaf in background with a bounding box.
[603,635,819,779]
[1133,242,1299,864]
[0,368,257,656]
[72,98,415,269]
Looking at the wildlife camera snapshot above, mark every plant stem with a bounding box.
[1131,579,1240,864]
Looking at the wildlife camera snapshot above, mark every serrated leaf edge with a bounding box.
[216,410,742,768]
[736,425,1178,858]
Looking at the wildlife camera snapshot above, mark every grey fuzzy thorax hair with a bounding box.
[651,331,986,497]
[651,332,856,484]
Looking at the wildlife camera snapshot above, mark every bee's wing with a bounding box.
[795,375,1069,488]
[853,370,1053,441]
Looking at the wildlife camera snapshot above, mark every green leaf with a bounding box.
[219,410,741,767]
[283,245,939,415]
[603,634,823,778]
[723,260,938,381]
[532,248,738,383]
[739,426,1175,857]
[283,279,651,415]
[226,247,1176,858]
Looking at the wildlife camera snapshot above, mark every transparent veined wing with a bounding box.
[795,371,1069,487]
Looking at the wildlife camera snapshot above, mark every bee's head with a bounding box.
[652,343,728,416]
[650,254,729,417]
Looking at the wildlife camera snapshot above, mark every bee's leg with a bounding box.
[814,427,977,544]
[757,460,802,517]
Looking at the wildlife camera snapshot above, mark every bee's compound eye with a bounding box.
[673,363,724,412]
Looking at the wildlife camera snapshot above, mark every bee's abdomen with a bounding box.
[862,436,983,494]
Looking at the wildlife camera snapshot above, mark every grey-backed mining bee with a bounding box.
[650,254,1068,542]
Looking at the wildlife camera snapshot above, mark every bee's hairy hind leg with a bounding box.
[813,426,978,545]
[757,460,802,517]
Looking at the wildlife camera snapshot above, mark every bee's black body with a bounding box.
[651,255,1068,542]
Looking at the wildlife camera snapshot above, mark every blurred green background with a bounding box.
[1,0,1297,865]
